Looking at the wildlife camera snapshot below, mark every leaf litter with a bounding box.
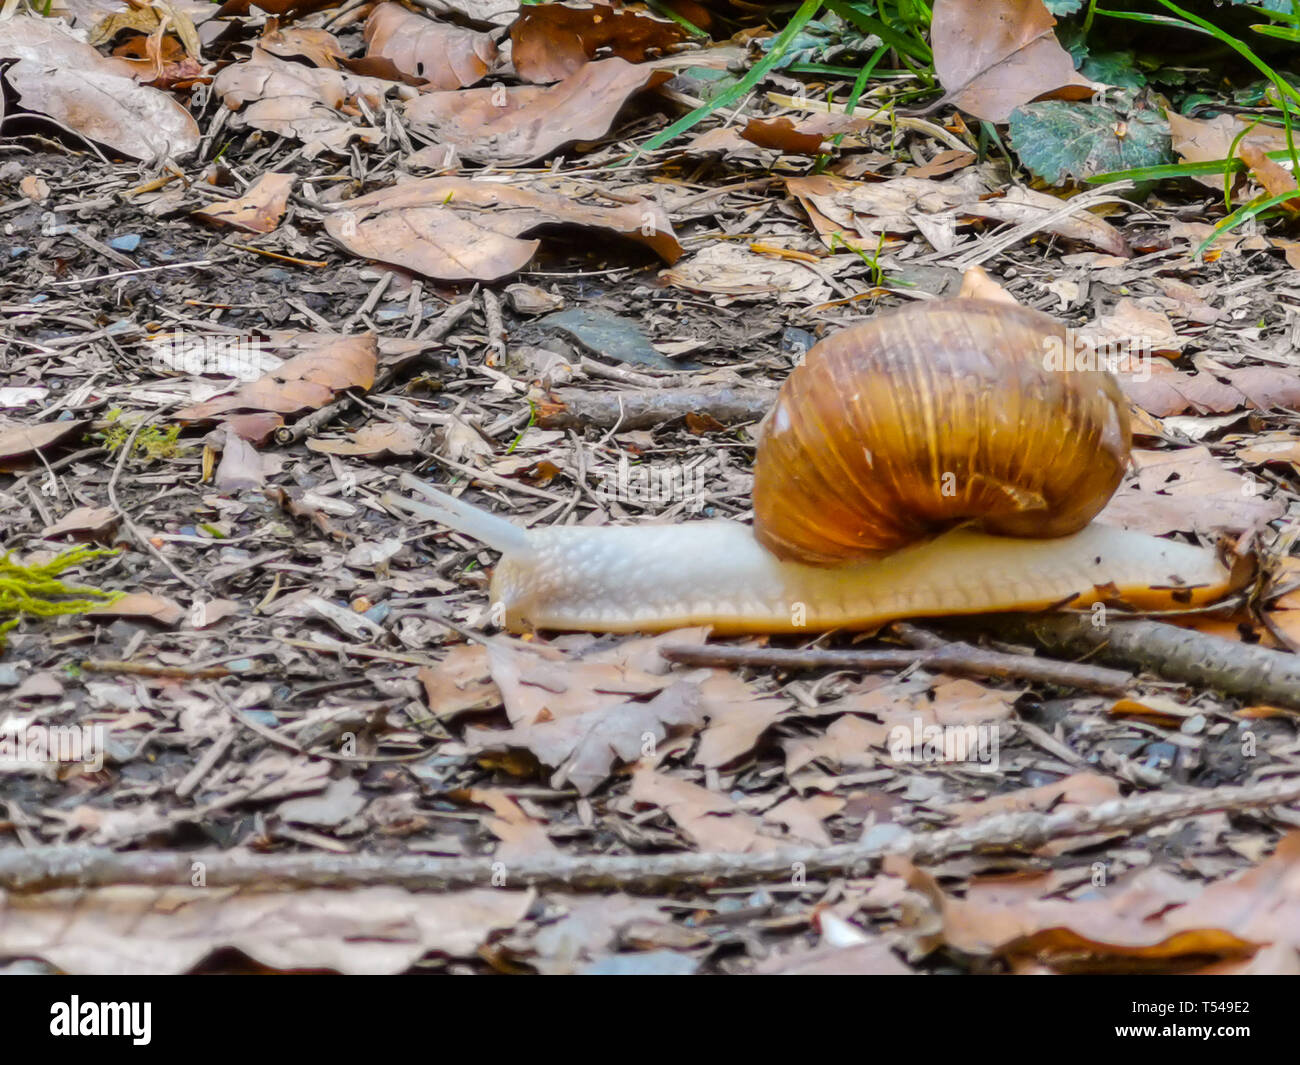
[1,0,1300,978]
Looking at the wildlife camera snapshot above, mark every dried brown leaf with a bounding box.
[0,15,200,161]
[403,56,672,166]
[510,0,685,83]
[364,2,496,89]
[931,0,1094,122]
[324,175,679,282]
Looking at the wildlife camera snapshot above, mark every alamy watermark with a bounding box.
[591,456,718,510]
[0,717,105,771]
[147,329,276,382]
[887,717,1000,773]
[1042,328,1152,382]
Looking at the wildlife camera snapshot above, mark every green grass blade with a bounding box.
[1252,23,1300,41]
[1195,190,1300,259]
[631,0,824,158]
[823,0,933,63]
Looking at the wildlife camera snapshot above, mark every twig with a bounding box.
[51,258,220,287]
[2,777,1296,893]
[82,659,230,679]
[659,639,1134,695]
[537,384,777,431]
[983,614,1300,710]
[481,288,506,367]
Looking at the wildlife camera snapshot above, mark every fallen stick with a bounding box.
[659,640,1133,695]
[536,384,776,431]
[2,777,1296,894]
[983,614,1300,710]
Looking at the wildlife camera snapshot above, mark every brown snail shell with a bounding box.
[752,299,1131,565]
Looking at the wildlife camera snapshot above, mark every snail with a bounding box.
[384,299,1236,634]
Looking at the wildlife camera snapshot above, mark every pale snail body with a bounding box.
[387,300,1236,634]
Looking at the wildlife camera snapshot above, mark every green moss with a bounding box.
[98,409,187,461]
[0,547,123,648]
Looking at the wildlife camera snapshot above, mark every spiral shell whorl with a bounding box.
[752,300,1131,565]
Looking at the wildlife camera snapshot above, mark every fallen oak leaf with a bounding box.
[323,175,680,282]
[931,0,1095,123]
[510,0,686,83]
[403,56,673,166]
[0,883,532,975]
[364,2,497,89]
[0,14,199,161]
[174,334,377,422]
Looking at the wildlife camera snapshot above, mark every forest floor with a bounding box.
[2,0,1300,975]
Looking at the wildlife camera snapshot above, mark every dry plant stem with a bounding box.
[764,91,973,154]
[107,415,204,592]
[82,659,230,679]
[537,384,777,430]
[985,615,1300,710]
[659,641,1133,695]
[3,778,1296,894]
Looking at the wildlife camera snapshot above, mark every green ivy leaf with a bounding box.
[1008,99,1173,185]
[1080,50,1147,90]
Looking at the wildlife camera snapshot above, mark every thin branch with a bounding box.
[2,777,1296,894]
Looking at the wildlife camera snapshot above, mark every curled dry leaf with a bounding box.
[966,185,1131,258]
[216,412,284,445]
[1238,144,1300,212]
[957,264,1017,303]
[306,420,424,457]
[214,48,409,158]
[786,172,981,243]
[740,117,826,157]
[661,243,833,304]
[88,593,185,626]
[110,32,208,91]
[404,56,673,166]
[213,432,271,492]
[257,26,346,69]
[364,2,497,89]
[0,420,86,469]
[324,176,679,282]
[0,15,200,161]
[931,0,1094,122]
[510,0,686,83]
[40,506,119,542]
[174,333,378,422]
[193,172,294,234]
